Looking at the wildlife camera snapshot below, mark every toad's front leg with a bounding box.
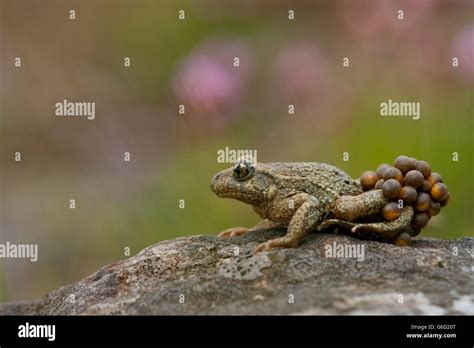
[254,193,321,253]
[218,219,282,239]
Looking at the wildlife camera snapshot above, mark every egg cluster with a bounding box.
[360,156,450,231]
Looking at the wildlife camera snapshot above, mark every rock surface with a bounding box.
[1,229,473,315]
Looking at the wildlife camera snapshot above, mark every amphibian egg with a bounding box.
[427,172,443,186]
[415,192,431,212]
[393,232,412,246]
[382,179,401,199]
[413,212,430,228]
[431,183,449,201]
[399,186,418,204]
[360,171,379,191]
[414,160,431,179]
[383,167,403,183]
[374,179,384,190]
[376,163,391,178]
[440,192,450,207]
[421,180,432,193]
[427,201,441,217]
[404,170,424,188]
[382,202,402,221]
[394,155,414,174]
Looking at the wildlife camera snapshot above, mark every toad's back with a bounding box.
[258,162,362,200]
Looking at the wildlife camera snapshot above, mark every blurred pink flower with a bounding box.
[337,0,449,80]
[337,0,438,41]
[452,26,474,80]
[171,38,253,125]
[274,42,326,106]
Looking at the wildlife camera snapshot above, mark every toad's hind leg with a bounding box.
[319,206,415,240]
[331,190,388,222]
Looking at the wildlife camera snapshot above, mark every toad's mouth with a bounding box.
[215,191,257,201]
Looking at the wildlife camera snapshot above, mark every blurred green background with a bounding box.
[0,0,473,301]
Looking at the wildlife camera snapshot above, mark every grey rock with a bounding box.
[1,229,473,315]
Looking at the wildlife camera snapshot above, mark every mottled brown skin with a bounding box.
[211,161,415,253]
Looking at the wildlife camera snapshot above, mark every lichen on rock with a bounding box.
[0,229,472,315]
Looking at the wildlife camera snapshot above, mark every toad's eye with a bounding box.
[233,162,254,181]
